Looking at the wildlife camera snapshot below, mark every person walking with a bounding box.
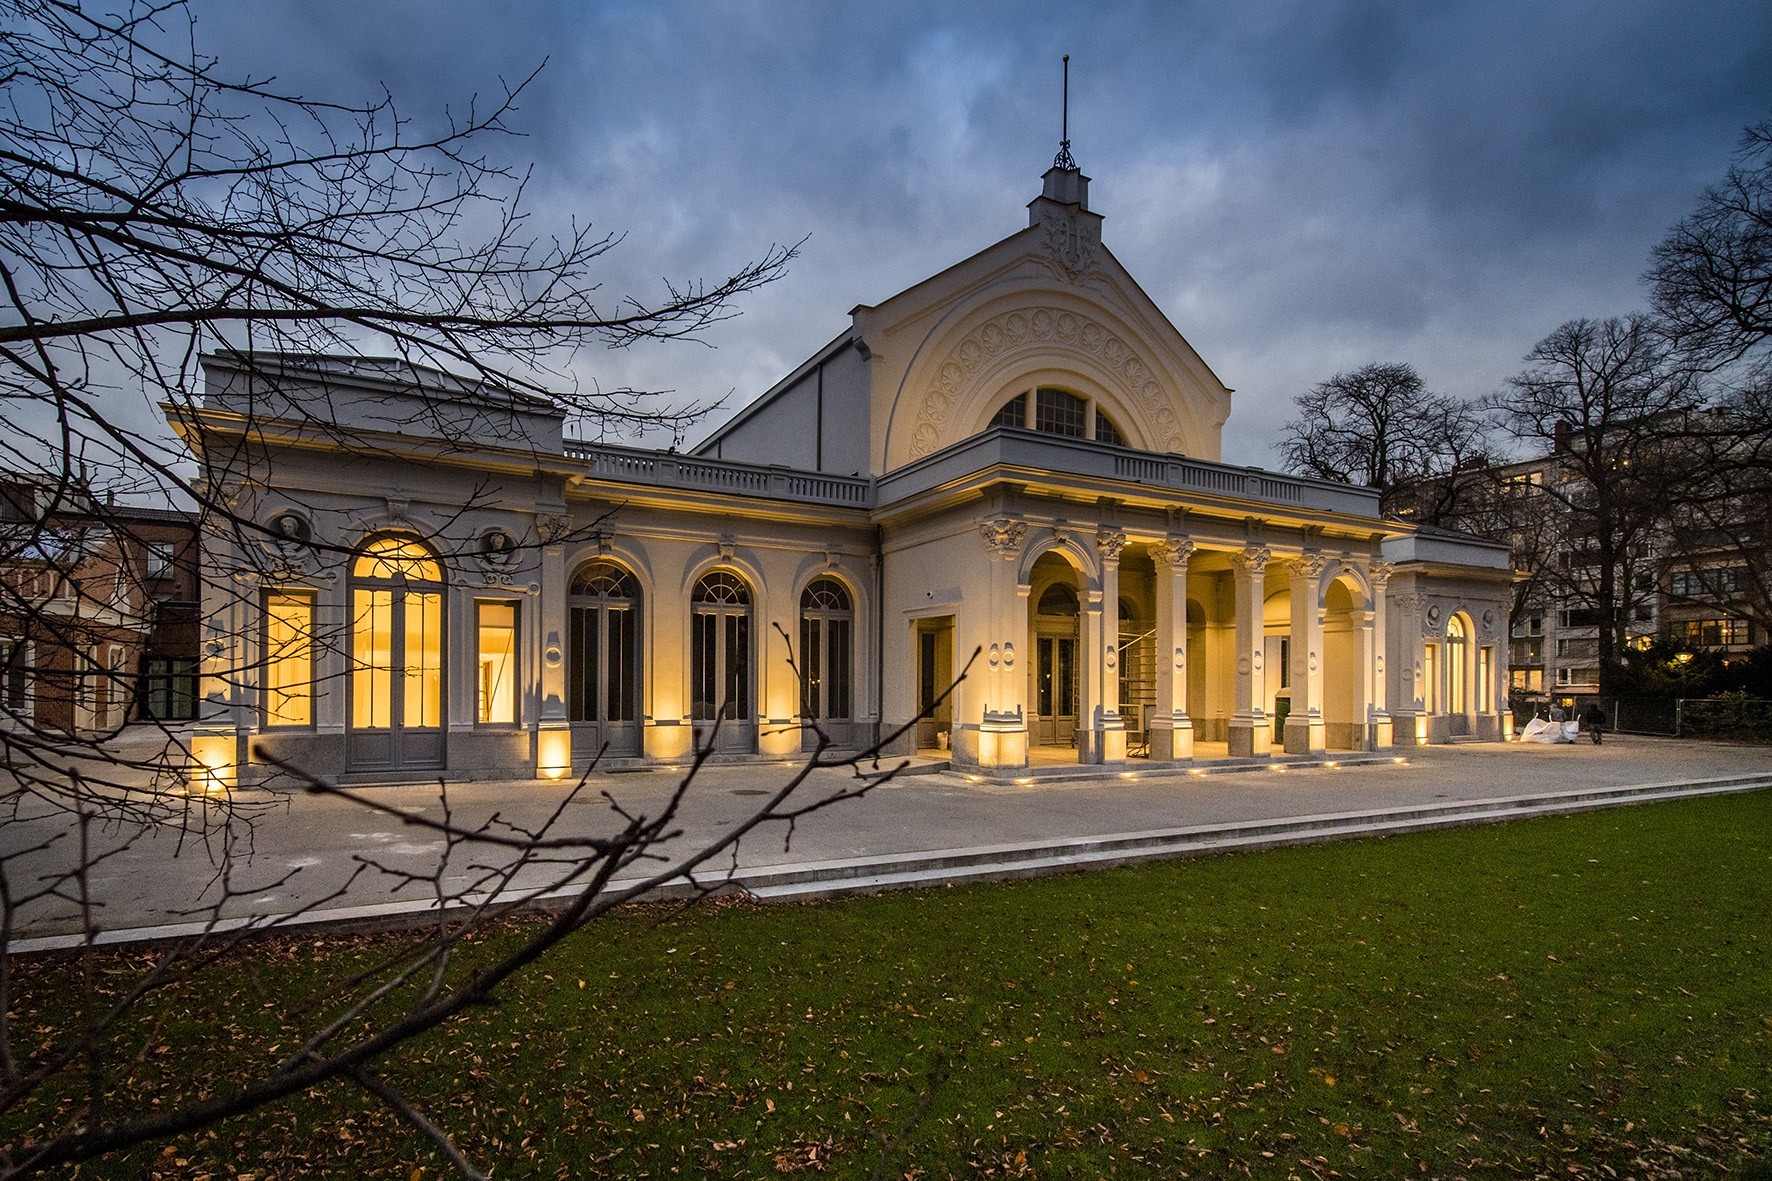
[1581,701,1607,745]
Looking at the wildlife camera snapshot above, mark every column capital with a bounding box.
[1152,537,1195,569]
[979,516,1028,561]
[1369,559,1395,590]
[1095,527,1127,562]
[1230,544,1271,577]
[1294,552,1330,582]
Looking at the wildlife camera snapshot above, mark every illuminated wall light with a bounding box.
[537,729,572,780]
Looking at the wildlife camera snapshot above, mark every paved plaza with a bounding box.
[3,734,1769,948]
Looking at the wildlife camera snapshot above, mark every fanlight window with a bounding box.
[694,571,751,606]
[571,561,637,599]
[800,578,852,612]
[353,535,443,582]
[1036,583,1079,616]
[987,387,1128,446]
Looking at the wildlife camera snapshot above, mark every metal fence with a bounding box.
[1510,693,1772,741]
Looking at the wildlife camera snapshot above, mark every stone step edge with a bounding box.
[745,784,1768,902]
[9,774,1768,955]
[706,773,1772,888]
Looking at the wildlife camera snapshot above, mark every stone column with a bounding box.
[1086,527,1128,764]
[1284,554,1328,755]
[535,516,571,776]
[1364,561,1393,749]
[1149,537,1195,761]
[1227,544,1272,758]
[974,516,1029,769]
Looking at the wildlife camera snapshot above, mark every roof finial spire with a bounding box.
[1054,54,1077,170]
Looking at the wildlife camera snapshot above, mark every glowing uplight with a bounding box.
[1324,760,1338,768]
[189,734,235,794]
[537,729,571,780]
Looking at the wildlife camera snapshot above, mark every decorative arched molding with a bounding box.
[907,306,1192,460]
[789,561,870,621]
[563,541,655,604]
[679,549,767,603]
[1317,559,1374,612]
[1016,530,1099,588]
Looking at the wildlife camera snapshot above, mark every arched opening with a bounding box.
[348,533,445,771]
[1446,612,1471,735]
[1322,577,1363,750]
[1028,552,1082,757]
[569,559,642,758]
[799,576,854,749]
[691,570,754,752]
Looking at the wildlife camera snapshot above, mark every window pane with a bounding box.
[1057,638,1076,716]
[352,588,393,728]
[727,613,750,718]
[692,612,715,720]
[1035,388,1087,437]
[919,631,937,711]
[989,394,1027,429]
[404,591,442,728]
[828,618,852,720]
[569,606,594,721]
[608,605,635,722]
[477,601,517,724]
[1038,637,1054,715]
[1095,412,1125,446]
[265,591,314,726]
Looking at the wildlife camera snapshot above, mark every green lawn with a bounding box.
[9,790,1772,1179]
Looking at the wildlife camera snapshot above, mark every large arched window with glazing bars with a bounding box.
[691,571,752,729]
[799,577,853,734]
[569,560,642,757]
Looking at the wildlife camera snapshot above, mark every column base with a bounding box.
[1367,711,1394,751]
[1147,714,1194,761]
[1227,713,1271,758]
[1283,714,1326,756]
[1079,711,1128,765]
[957,710,1028,770]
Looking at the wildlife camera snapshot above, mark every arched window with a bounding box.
[569,561,641,752]
[799,577,853,723]
[692,572,752,723]
[985,387,1129,447]
[348,533,445,769]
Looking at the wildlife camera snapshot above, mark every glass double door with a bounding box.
[569,600,641,758]
[1032,631,1079,746]
[348,586,445,770]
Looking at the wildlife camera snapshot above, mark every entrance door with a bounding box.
[569,561,642,758]
[1033,634,1078,745]
[915,616,954,750]
[1029,578,1080,749]
[691,571,755,752]
[348,536,446,771]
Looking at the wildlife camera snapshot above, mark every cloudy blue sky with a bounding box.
[197,0,1772,466]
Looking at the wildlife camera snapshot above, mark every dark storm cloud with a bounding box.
[187,0,1772,463]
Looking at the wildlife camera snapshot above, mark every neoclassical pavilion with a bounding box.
[175,159,1512,787]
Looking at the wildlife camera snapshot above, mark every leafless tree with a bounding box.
[1485,316,1706,695]
[1646,117,1772,640]
[1647,117,1772,369]
[1278,362,1491,522]
[0,1,914,1175]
